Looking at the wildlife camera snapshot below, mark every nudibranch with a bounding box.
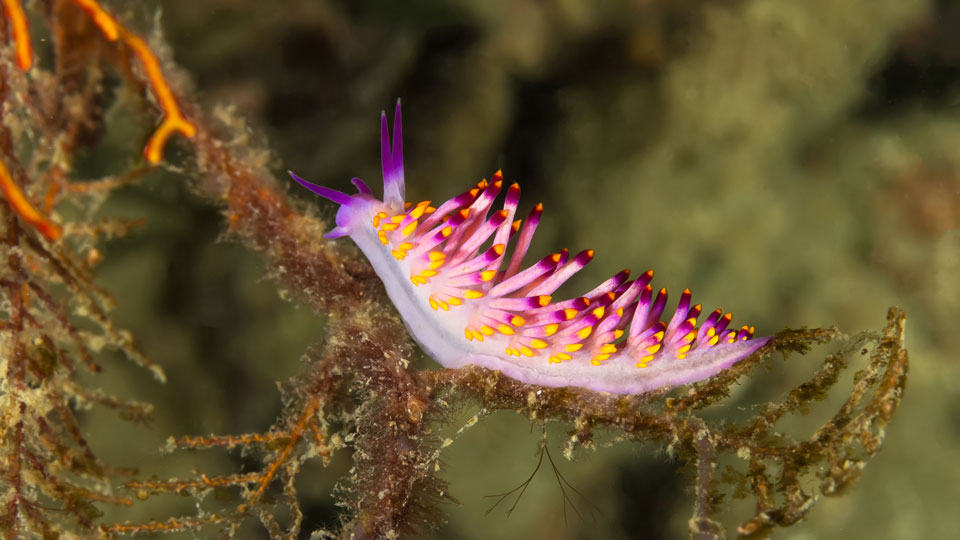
[290,101,770,395]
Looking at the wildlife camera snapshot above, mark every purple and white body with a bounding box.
[290,101,769,395]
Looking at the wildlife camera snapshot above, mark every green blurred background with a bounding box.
[77,0,960,538]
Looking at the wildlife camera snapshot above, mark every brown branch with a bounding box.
[689,428,723,540]
[124,473,263,495]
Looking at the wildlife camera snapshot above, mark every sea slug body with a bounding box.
[291,101,770,394]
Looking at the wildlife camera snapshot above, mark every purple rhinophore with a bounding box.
[290,100,770,395]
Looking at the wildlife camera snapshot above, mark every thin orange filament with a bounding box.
[1,0,32,69]
[2,0,196,240]
[0,158,62,241]
[70,0,196,163]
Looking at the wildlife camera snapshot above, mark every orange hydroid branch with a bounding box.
[3,0,195,163]
[0,158,62,241]
[1,0,32,69]
[70,0,196,163]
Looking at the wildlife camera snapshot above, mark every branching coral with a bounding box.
[0,1,910,539]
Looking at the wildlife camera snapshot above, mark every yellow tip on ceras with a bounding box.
[428,251,446,270]
[401,220,418,237]
[590,342,620,366]
[590,354,610,366]
[465,328,485,342]
[392,242,414,260]
[529,339,548,349]
[408,201,431,219]
[636,355,654,368]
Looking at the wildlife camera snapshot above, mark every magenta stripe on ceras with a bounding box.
[526,249,596,297]
[417,185,483,231]
[628,284,656,339]
[522,298,591,328]
[486,294,550,311]
[703,310,734,345]
[662,290,702,356]
[513,248,569,298]
[443,178,502,257]
[491,181,521,250]
[485,179,521,279]
[441,244,507,282]
[591,288,636,341]
[412,208,472,254]
[503,202,543,279]
[536,303,612,363]
[627,321,669,366]
[542,294,615,349]
[487,252,562,298]
[446,210,509,268]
